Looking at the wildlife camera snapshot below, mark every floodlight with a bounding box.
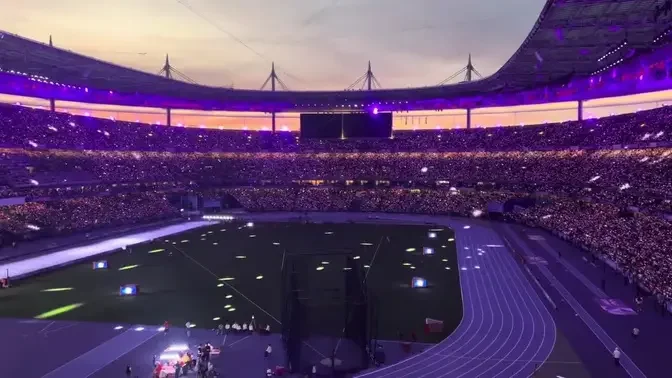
[428,232,437,239]
[93,260,108,270]
[119,284,138,296]
[423,247,434,255]
[412,277,427,288]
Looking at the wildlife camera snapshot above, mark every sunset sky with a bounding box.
[0,0,545,90]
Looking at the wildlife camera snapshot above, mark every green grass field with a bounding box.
[0,221,462,342]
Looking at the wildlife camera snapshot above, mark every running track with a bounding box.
[2,213,557,378]
[247,213,557,378]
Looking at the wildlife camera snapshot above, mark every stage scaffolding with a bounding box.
[281,250,377,376]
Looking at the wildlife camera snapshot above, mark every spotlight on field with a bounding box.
[41,287,74,293]
[412,277,427,288]
[246,222,254,228]
[423,247,434,255]
[92,260,108,270]
[119,284,138,296]
[160,353,180,361]
[34,303,84,319]
[165,344,189,352]
[428,232,437,239]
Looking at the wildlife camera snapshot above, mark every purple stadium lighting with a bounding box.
[372,107,379,115]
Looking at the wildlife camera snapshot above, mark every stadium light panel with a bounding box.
[412,278,427,288]
[120,284,138,296]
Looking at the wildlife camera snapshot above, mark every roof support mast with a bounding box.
[347,61,382,91]
[261,62,289,133]
[161,55,172,126]
[48,35,56,112]
[157,55,197,127]
[160,54,173,126]
[437,55,483,129]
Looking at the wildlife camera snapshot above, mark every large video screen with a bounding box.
[300,113,342,138]
[300,112,393,139]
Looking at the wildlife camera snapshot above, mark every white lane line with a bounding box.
[502,225,646,378]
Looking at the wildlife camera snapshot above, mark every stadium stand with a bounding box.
[1,103,671,152]
[0,104,670,302]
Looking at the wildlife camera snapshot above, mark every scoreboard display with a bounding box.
[300,112,392,139]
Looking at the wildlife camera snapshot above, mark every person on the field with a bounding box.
[242,322,248,331]
[225,322,231,332]
[186,321,192,337]
[632,327,639,339]
[265,344,272,358]
[635,296,644,312]
[613,347,621,366]
[250,315,257,330]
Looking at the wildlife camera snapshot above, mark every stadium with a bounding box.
[0,0,671,377]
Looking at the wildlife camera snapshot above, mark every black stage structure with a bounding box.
[281,249,378,376]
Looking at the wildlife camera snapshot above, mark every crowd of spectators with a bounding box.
[0,192,179,245]
[0,148,668,216]
[0,103,670,152]
[0,104,670,299]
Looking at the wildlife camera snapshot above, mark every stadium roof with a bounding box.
[0,0,668,106]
